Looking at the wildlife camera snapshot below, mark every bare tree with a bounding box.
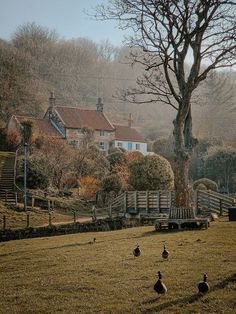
[94,0,236,207]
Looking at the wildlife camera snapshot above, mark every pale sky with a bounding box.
[0,0,127,46]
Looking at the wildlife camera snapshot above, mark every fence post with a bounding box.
[15,192,18,206]
[219,199,223,216]
[5,190,7,202]
[26,213,30,228]
[73,210,76,224]
[31,197,35,210]
[109,204,112,219]
[124,191,127,212]
[3,215,6,230]
[134,191,137,211]
[47,199,51,211]
[48,212,52,227]
[146,190,149,213]
[157,191,160,211]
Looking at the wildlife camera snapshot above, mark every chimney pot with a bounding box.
[96,97,104,112]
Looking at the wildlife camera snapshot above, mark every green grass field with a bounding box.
[0,218,235,314]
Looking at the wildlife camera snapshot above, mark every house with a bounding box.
[112,114,147,155]
[44,95,115,154]
[8,93,147,155]
[7,115,62,139]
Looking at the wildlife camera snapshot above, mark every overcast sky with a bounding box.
[0,0,127,46]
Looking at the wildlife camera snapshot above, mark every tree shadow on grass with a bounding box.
[140,273,236,313]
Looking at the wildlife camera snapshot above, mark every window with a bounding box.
[99,141,105,150]
[100,130,105,136]
[136,143,140,150]
[117,142,123,147]
[128,142,132,151]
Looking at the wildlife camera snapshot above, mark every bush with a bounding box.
[107,151,127,169]
[193,178,218,191]
[195,183,207,191]
[102,175,121,194]
[128,154,174,190]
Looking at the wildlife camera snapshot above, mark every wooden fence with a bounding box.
[196,190,236,215]
[109,190,175,215]
[109,190,236,216]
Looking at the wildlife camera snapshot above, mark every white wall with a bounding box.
[113,140,147,155]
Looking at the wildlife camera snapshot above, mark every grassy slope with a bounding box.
[0,204,74,229]
[0,218,236,314]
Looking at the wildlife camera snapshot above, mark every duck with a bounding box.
[88,237,96,244]
[133,244,141,257]
[162,244,169,260]
[154,271,167,294]
[197,273,210,294]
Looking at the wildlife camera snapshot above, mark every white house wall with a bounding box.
[113,140,147,155]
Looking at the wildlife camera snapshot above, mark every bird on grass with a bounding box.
[88,237,96,244]
[197,273,210,294]
[154,271,167,295]
[162,244,169,260]
[133,244,141,257]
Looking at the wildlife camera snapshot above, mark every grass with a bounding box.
[0,200,106,230]
[0,217,236,313]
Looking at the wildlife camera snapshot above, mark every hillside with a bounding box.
[0,218,235,313]
[0,23,235,142]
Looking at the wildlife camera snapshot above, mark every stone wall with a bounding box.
[0,217,141,242]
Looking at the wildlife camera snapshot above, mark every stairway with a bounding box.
[0,152,16,203]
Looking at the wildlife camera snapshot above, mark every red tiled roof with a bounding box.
[114,124,146,142]
[54,106,114,131]
[15,116,62,138]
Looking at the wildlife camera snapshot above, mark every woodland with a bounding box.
[0,22,235,142]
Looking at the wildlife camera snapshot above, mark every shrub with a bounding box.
[78,176,100,201]
[195,183,207,191]
[128,154,174,190]
[107,151,127,169]
[102,174,122,194]
[193,178,218,191]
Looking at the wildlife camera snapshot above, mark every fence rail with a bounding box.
[196,190,235,215]
[110,190,175,215]
[109,190,236,216]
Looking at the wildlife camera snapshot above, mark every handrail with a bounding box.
[13,147,23,193]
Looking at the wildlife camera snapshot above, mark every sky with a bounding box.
[0,0,128,46]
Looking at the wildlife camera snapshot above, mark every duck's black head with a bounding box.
[157,271,162,279]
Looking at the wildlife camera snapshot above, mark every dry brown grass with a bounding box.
[1,217,236,313]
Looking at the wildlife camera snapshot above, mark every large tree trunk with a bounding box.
[173,155,191,208]
[173,105,196,208]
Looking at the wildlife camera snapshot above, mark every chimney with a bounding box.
[128,113,133,127]
[49,91,56,108]
[96,97,104,112]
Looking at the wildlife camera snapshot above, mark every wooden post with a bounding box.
[157,191,160,212]
[26,213,30,228]
[124,191,127,212]
[47,199,51,211]
[31,197,35,210]
[219,199,223,216]
[15,192,18,206]
[48,212,52,227]
[5,190,7,202]
[3,215,6,230]
[134,191,137,212]
[73,210,76,224]
[146,190,149,213]
[109,204,112,219]
[169,191,172,209]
